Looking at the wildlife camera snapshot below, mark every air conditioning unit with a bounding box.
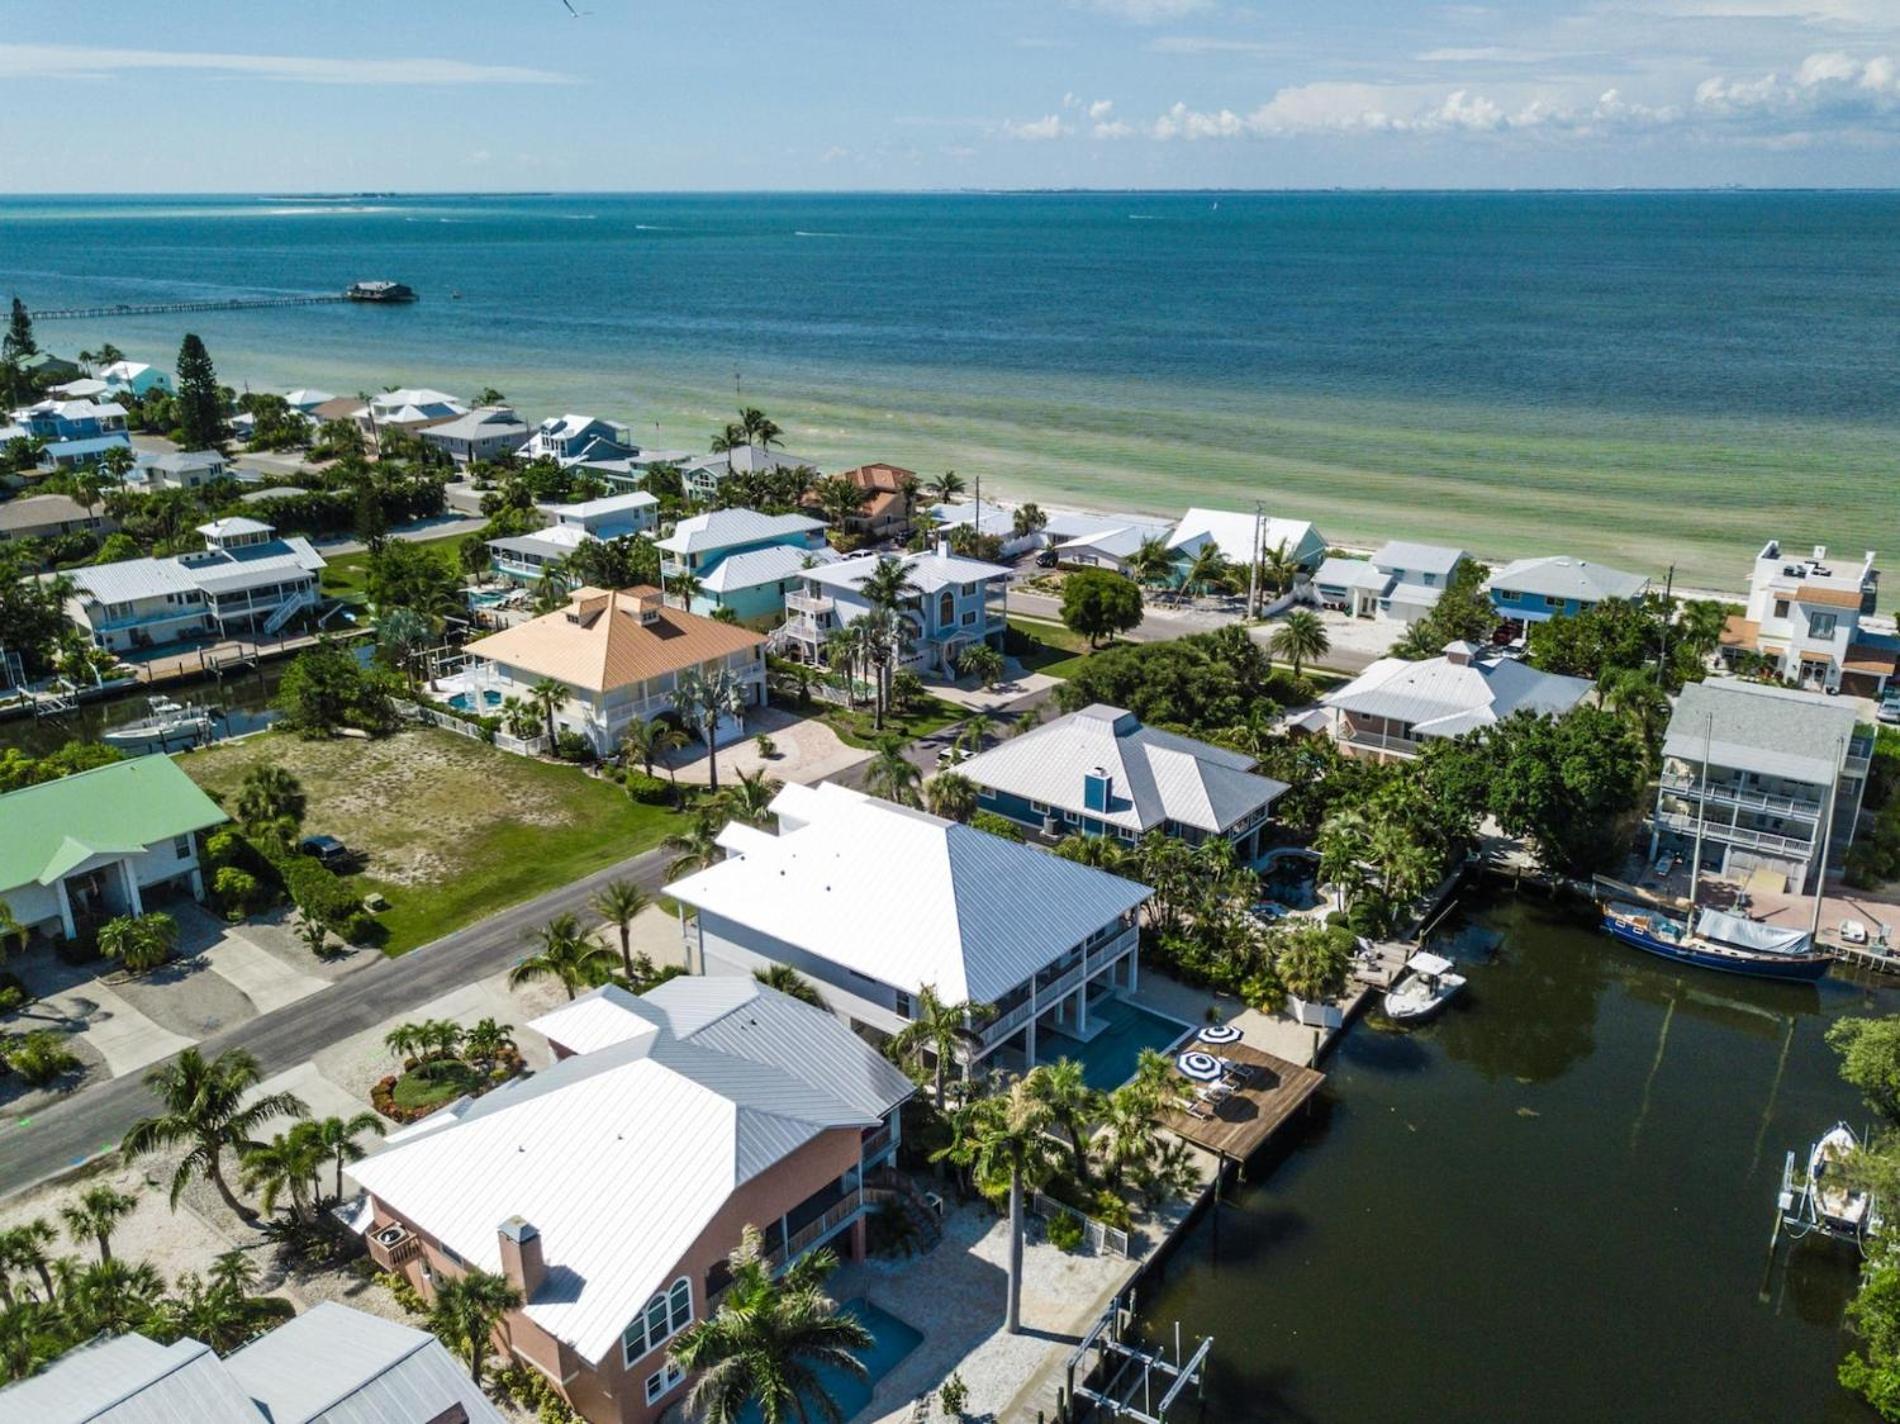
[373,1224,410,1249]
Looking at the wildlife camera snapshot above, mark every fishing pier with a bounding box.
[29,294,349,321]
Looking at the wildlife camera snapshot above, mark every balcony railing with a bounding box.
[783,1188,863,1261]
[861,1122,893,1162]
[1658,774,1823,822]
[786,592,833,616]
[1339,727,1422,756]
[1651,811,1817,858]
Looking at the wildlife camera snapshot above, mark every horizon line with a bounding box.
[7,185,1900,198]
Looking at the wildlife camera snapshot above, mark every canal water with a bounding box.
[1136,891,1889,1423]
[0,663,288,759]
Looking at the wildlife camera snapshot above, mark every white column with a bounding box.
[55,880,76,940]
[1076,980,1089,1037]
[120,860,143,916]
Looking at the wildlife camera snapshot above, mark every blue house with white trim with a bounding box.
[1487,555,1650,627]
[653,508,829,623]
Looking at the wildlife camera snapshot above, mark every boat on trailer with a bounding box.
[1382,951,1467,1022]
[1602,903,1832,983]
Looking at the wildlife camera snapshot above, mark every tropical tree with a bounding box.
[621,717,662,777]
[887,985,991,1110]
[670,1225,870,1424]
[1256,540,1302,600]
[510,912,618,1001]
[235,765,305,843]
[933,1072,1061,1334]
[429,1268,522,1384]
[376,605,432,687]
[956,641,1005,688]
[99,443,135,492]
[1027,1057,1101,1186]
[1012,502,1048,539]
[1180,544,1231,600]
[59,1184,137,1264]
[926,470,966,506]
[591,879,652,983]
[307,1112,386,1203]
[716,767,781,827]
[1128,536,1177,590]
[1060,568,1144,648]
[663,812,726,879]
[97,912,178,974]
[862,737,922,808]
[60,1257,166,1337]
[174,333,224,449]
[812,474,871,533]
[239,1128,325,1223]
[754,964,824,1007]
[527,677,565,747]
[672,665,750,791]
[1268,609,1331,678]
[463,1018,516,1076]
[0,1220,58,1307]
[924,770,979,822]
[0,1300,67,1381]
[294,912,331,958]
[123,1049,309,1219]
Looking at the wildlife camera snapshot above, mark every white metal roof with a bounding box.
[283,388,335,410]
[1488,555,1650,604]
[540,490,658,521]
[1313,556,1393,591]
[422,408,529,442]
[666,783,1152,1003]
[801,548,1011,598]
[699,542,837,593]
[1663,678,1860,787]
[65,555,200,603]
[351,984,887,1364]
[198,516,273,538]
[1168,507,1325,564]
[1325,648,1593,738]
[0,1333,259,1424]
[1373,540,1468,576]
[653,507,825,556]
[954,703,1285,834]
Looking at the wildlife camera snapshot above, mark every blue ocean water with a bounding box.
[5,191,1897,590]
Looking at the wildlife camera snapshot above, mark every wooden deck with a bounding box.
[1157,1041,1325,1161]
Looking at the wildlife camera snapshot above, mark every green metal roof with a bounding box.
[0,754,229,894]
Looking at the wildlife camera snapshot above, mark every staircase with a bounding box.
[864,1167,945,1253]
[262,588,317,636]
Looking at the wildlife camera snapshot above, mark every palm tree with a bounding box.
[527,677,565,748]
[591,879,652,983]
[653,720,691,797]
[60,1258,165,1337]
[754,964,824,1007]
[663,813,725,879]
[823,621,872,707]
[1600,665,1669,752]
[1027,1057,1100,1186]
[933,1073,1061,1334]
[235,765,305,843]
[672,665,750,791]
[429,1268,522,1384]
[0,1300,68,1381]
[926,470,966,506]
[0,1220,58,1306]
[1256,540,1301,600]
[1269,609,1331,678]
[457,532,491,585]
[621,717,661,777]
[670,1225,870,1424]
[863,737,922,808]
[463,1018,516,1075]
[1129,536,1177,590]
[239,1129,324,1223]
[716,767,781,827]
[59,1184,137,1263]
[122,1047,308,1220]
[510,912,618,1001]
[667,569,704,611]
[1315,808,1372,908]
[887,985,992,1110]
[377,605,432,687]
[924,770,979,822]
[735,406,782,449]
[295,911,331,958]
[383,1020,426,1064]
[307,1112,386,1203]
[99,442,135,492]
[1053,833,1134,877]
[97,912,177,973]
[1181,544,1232,600]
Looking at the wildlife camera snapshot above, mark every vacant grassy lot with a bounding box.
[320,534,466,606]
[180,727,676,953]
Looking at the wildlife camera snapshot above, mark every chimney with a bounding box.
[1443,641,1474,667]
[1083,766,1113,813]
[498,1216,545,1298]
[936,537,951,559]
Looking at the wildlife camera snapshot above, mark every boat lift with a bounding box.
[1770,1130,1879,1256]
[1063,1296,1211,1424]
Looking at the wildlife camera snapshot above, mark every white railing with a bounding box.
[1085,925,1138,977]
[395,699,550,757]
[786,592,833,616]
[261,588,316,636]
[1030,1192,1131,1257]
[1658,774,1822,821]
[981,996,1036,1047]
[1339,727,1421,755]
[1651,811,1816,857]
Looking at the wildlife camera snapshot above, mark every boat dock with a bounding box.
[31,294,350,321]
[1156,1042,1325,1161]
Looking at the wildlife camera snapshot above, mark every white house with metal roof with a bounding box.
[1487,555,1651,627]
[1312,540,1470,623]
[59,516,326,652]
[131,448,229,492]
[518,413,638,467]
[1322,640,1593,761]
[773,546,1011,677]
[0,1303,504,1424]
[352,976,911,1424]
[955,703,1288,859]
[98,359,173,400]
[1648,677,1872,893]
[418,405,532,466]
[1167,506,1329,576]
[1050,515,1177,576]
[667,782,1153,1074]
[652,507,830,622]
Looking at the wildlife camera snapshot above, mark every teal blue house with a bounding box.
[653,508,831,626]
[1487,555,1650,627]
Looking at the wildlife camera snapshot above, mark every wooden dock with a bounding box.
[1157,1042,1325,1161]
[30,294,348,321]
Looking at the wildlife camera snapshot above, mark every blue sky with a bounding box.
[3,0,1898,189]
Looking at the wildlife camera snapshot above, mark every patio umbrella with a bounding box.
[1197,1024,1242,1045]
[1176,1050,1223,1083]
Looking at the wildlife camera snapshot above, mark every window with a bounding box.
[1422,573,1437,586]
[1029,800,1048,813]
[1808,611,1839,639]
[938,590,955,626]
[645,1363,685,1404]
[961,582,976,595]
[960,610,976,626]
[1544,595,1564,609]
[172,836,191,859]
[1774,599,1790,619]
[622,1278,693,1367]
[894,989,912,1018]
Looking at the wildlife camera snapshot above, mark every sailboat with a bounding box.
[1600,713,1837,983]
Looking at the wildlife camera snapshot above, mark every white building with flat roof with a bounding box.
[1718,541,1894,697]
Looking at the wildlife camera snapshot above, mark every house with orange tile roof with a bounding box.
[803,462,919,541]
[1719,540,1895,697]
[439,586,765,755]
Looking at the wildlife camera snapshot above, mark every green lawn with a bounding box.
[180,727,680,954]
[816,694,965,750]
[1006,616,1110,679]
[392,1061,482,1111]
[321,534,467,606]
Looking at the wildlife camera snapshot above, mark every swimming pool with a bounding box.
[736,1297,921,1424]
[1037,996,1194,1093]
[1261,852,1324,910]
[446,690,503,713]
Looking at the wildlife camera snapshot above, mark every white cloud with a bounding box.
[0,43,576,85]
[1148,36,1288,55]
[1088,98,1116,120]
[1005,113,1070,140]
[1415,46,1561,62]
[820,145,851,163]
[1070,0,1214,24]
[1695,50,1900,121]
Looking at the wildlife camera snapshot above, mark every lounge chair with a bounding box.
[1219,1058,1254,1087]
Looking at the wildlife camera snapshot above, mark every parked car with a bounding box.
[1880,693,1900,725]
[298,834,352,869]
[1035,549,1059,568]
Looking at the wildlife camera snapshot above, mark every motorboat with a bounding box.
[1602,903,1832,983]
[1808,1123,1875,1238]
[100,696,216,748]
[1382,951,1467,1022]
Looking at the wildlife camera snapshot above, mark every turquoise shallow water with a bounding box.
[6,191,1898,594]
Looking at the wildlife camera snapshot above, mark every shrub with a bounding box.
[3,1029,81,1086]
[754,732,777,758]
[554,729,594,763]
[938,1372,970,1419]
[1045,1210,1085,1253]
[0,972,26,1015]
[259,840,369,941]
[212,866,264,919]
[969,810,1025,842]
[1091,1190,1135,1232]
[624,770,674,806]
[97,912,178,973]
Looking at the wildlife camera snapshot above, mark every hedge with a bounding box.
[257,839,372,942]
[624,770,674,805]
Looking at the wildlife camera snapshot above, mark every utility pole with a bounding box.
[1656,563,1675,679]
[1809,734,1845,942]
[1246,501,1264,619]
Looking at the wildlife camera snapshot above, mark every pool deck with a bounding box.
[1157,1041,1326,1161]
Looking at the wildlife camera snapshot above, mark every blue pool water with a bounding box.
[1038,997,1193,1094]
[446,690,503,712]
[736,1298,921,1424]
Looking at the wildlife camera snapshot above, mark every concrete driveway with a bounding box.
[659,705,871,788]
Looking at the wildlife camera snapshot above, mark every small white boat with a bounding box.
[1809,1123,1874,1236]
[101,696,216,748]
[1383,951,1467,1023]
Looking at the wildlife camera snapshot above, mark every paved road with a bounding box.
[0,844,672,1200]
[1006,590,1381,676]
